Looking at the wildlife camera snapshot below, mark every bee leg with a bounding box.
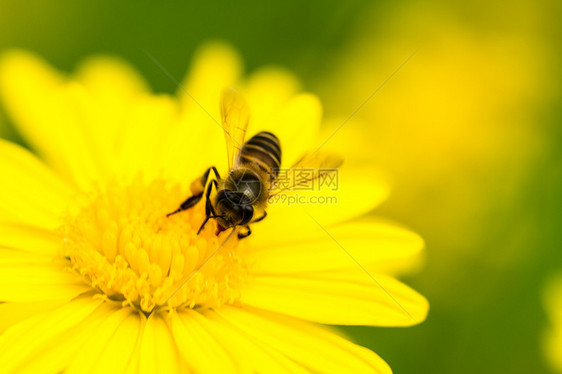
[237,225,252,239]
[236,213,265,239]
[166,194,202,217]
[204,179,219,217]
[203,166,221,182]
[197,179,219,234]
[167,166,220,217]
[251,211,267,223]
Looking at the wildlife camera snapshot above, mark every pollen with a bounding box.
[60,177,248,313]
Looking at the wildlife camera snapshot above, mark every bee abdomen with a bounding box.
[240,131,282,179]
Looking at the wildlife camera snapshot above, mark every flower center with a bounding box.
[60,178,247,313]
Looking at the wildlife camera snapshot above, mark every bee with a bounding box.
[167,88,342,239]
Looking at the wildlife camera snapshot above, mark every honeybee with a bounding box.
[167,88,342,239]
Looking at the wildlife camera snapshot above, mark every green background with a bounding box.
[1,0,561,373]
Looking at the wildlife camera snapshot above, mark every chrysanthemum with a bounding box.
[0,43,428,373]
[543,275,562,373]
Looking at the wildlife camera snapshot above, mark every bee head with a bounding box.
[215,190,254,229]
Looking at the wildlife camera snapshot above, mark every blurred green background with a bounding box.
[1,0,560,372]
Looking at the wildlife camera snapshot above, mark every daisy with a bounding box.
[0,43,428,373]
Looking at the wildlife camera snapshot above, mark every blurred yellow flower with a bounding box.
[0,43,428,373]
[543,275,562,373]
[319,1,552,264]
[316,2,558,372]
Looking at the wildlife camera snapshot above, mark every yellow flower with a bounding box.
[543,275,562,373]
[0,43,428,373]
[319,3,549,255]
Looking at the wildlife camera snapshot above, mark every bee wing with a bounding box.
[269,150,343,197]
[220,87,250,169]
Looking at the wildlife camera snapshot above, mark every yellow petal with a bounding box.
[240,272,428,326]
[66,306,144,374]
[0,253,89,302]
[169,309,238,373]
[158,106,228,187]
[0,51,105,188]
[165,44,241,181]
[0,139,74,229]
[217,306,392,374]
[76,55,149,103]
[159,91,228,186]
[179,42,242,114]
[75,56,151,176]
[263,164,389,231]
[247,220,424,276]
[0,296,103,374]
[0,51,164,187]
[116,94,180,181]
[241,69,312,165]
[13,302,115,374]
[197,309,311,374]
[140,314,185,374]
[242,66,301,128]
[0,299,66,334]
[0,221,61,256]
[248,93,322,167]
[318,117,375,165]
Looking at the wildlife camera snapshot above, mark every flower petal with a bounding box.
[155,43,244,183]
[179,42,242,113]
[168,42,323,185]
[240,272,428,326]
[0,300,66,334]
[139,314,186,374]
[0,139,74,229]
[0,51,107,188]
[197,309,311,374]
[0,252,89,302]
[243,66,301,128]
[116,95,180,181]
[168,309,239,374]
[0,221,62,256]
[262,164,389,232]
[76,55,149,105]
[75,56,151,175]
[247,93,321,167]
[247,220,423,276]
[0,296,104,373]
[66,306,144,374]
[76,56,152,171]
[216,306,392,374]
[158,106,228,187]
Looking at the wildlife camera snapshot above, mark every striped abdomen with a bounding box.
[239,131,282,182]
